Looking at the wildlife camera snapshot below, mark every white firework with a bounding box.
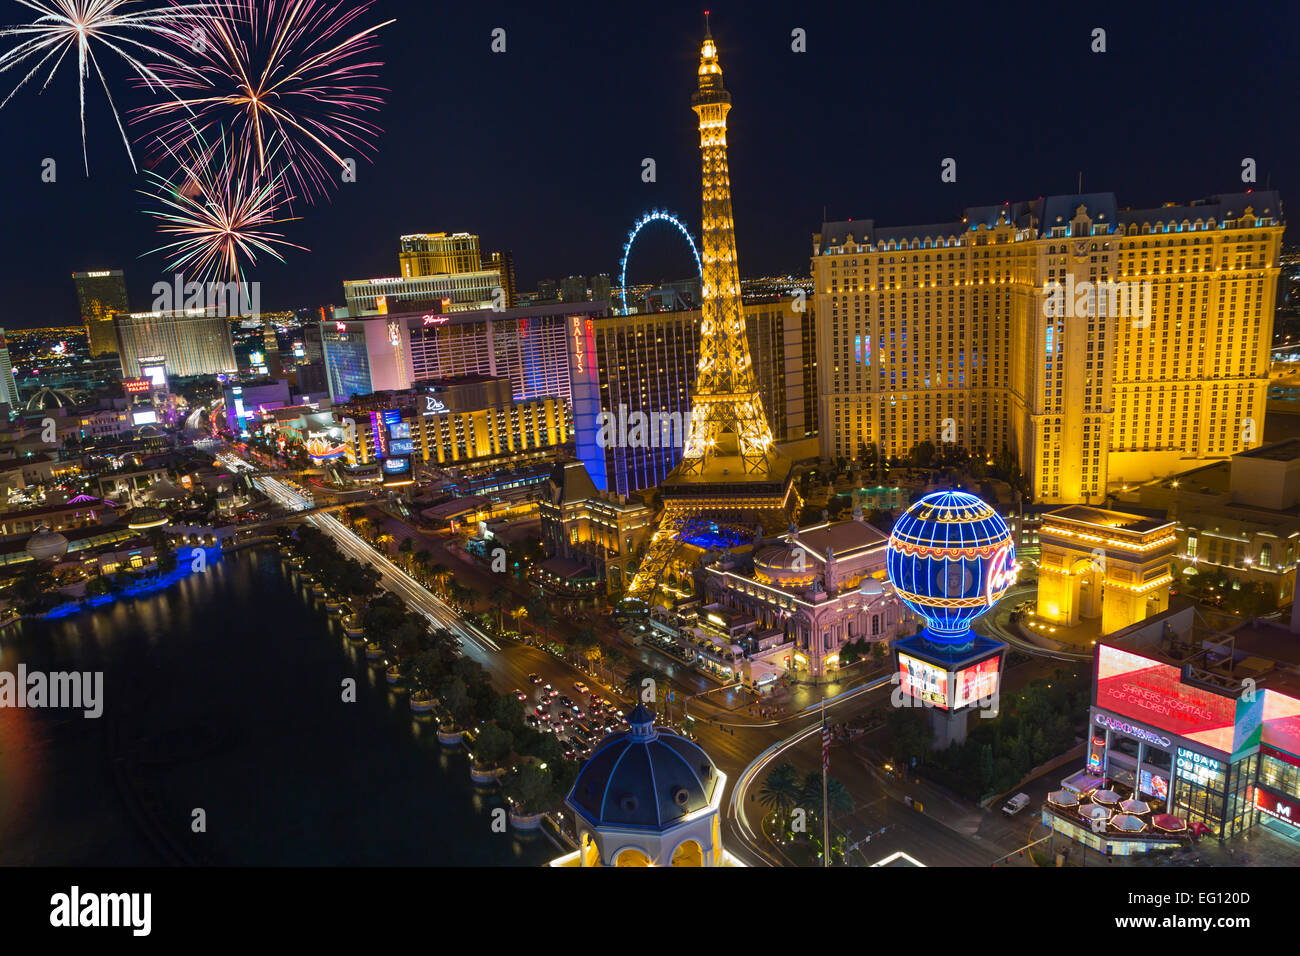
[0,0,205,173]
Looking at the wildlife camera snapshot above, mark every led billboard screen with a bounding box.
[953,655,1000,710]
[898,652,948,710]
[1262,690,1300,760]
[1095,645,1237,753]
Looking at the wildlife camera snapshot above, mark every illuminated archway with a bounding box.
[618,210,703,315]
[614,847,651,867]
[669,839,704,867]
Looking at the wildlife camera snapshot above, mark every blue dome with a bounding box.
[885,490,1016,640]
[568,705,720,831]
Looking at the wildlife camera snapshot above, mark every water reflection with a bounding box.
[3,549,550,866]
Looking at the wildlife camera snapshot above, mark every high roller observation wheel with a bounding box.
[618,210,703,315]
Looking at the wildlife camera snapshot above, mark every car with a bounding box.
[573,681,589,695]
[1002,793,1031,816]
[525,715,540,728]
[528,673,542,684]
[571,707,585,719]
[559,711,574,724]
[557,695,574,709]
[542,683,554,694]
[513,689,527,702]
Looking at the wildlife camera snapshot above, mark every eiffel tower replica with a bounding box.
[626,19,798,606]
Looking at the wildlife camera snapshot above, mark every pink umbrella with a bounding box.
[1152,813,1186,832]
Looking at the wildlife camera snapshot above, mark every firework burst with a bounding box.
[140,126,306,284]
[0,0,208,173]
[132,0,393,204]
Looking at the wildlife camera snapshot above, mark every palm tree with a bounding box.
[488,585,510,634]
[509,604,528,639]
[375,530,395,555]
[826,777,854,817]
[398,537,413,569]
[429,563,451,595]
[412,548,432,583]
[530,605,555,644]
[758,763,803,828]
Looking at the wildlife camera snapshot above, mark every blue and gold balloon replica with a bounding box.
[886,490,1018,646]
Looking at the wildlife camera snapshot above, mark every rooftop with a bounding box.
[1045,505,1173,535]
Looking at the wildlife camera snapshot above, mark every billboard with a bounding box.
[899,652,948,710]
[141,363,167,387]
[1255,787,1300,830]
[953,655,1000,710]
[382,455,412,486]
[1139,768,1169,801]
[123,377,151,394]
[131,409,158,426]
[1095,645,1238,753]
[1262,689,1300,760]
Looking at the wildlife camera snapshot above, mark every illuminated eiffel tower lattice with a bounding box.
[625,20,798,605]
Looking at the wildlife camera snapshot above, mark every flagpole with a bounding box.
[822,696,829,867]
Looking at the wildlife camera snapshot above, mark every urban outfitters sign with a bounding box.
[1175,747,1221,785]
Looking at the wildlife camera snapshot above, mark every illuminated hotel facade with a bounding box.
[339,232,516,316]
[73,269,129,358]
[317,298,815,496]
[339,376,569,470]
[319,302,600,405]
[399,232,483,277]
[570,298,814,496]
[114,309,238,379]
[814,191,1284,504]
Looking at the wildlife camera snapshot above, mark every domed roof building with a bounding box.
[25,525,69,562]
[24,386,77,411]
[550,705,742,867]
[123,507,169,531]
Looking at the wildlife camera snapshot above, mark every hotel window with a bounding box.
[1259,543,1271,568]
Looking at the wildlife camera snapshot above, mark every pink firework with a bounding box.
[131,0,393,203]
[140,126,307,284]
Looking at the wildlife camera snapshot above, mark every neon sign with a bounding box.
[424,396,446,415]
[421,314,449,326]
[1095,713,1171,749]
[571,315,586,374]
[1176,747,1221,784]
[984,543,1018,606]
[335,322,347,332]
[1256,788,1300,829]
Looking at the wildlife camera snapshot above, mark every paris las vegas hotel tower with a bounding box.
[814,191,1283,504]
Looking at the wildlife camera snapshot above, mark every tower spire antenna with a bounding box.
[703,9,711,37]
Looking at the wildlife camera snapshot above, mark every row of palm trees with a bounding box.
[340,506,628,689]
[757,761,855,863]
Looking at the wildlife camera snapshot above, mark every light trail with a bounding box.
[219,450,498,658]
[726,675,892,866]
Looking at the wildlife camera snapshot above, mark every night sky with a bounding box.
[0,0,1295,327]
